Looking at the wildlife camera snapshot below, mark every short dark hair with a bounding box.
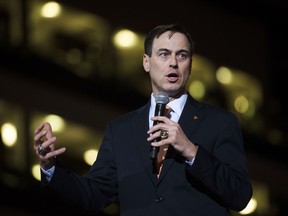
[144,23,195,57]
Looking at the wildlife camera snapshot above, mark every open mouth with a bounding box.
[167,73,179,82]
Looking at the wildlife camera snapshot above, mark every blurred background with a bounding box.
[0,0,287,215]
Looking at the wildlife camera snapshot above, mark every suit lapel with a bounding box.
[178,95,204,139]
[131,102,159,184]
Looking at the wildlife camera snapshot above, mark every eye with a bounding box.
[159,51,170,57]
[177,52,189,60]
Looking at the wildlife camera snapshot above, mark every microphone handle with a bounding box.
[150,103,166,159]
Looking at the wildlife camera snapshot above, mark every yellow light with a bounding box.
[43,114,65,132]
[216,66,232,84]
[84,149,98,166]
[234,95,249,114]
[188,80,206,100]
[41,1,62,18]
[113,29,138,48]
[240,198,257,215]
[32,164,41,181]
[1,122,17,147]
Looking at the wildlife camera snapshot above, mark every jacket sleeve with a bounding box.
[42,122,119,214]
[186,113,253,211]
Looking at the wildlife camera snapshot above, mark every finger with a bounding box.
[43,122,53,139]
[40,136,57,150]
[34,129,47,141]
[147,123,167,135]
[40,147,66,159]
[34,123,45,135]
[36,140,58,157]
[147,130,162,141]
[34,135,56,156]
[36,137,56,156]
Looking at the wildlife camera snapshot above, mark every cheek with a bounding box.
[180,68,192,82]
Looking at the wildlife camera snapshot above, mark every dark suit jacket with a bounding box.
[45,94,252,216]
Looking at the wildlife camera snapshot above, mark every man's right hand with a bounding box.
[34,122,66,170]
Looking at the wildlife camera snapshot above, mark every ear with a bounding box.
[143,54,150,72]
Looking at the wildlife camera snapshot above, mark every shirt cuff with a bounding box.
[185,157,195,166]
[40,165,55,182]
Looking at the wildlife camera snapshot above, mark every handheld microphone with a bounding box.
[150,92,169,160]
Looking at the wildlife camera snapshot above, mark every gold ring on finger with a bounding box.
[160,130,169,139]
[37,145,45,155]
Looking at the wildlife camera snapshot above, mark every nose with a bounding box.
[169,55,178,69]
[170,64,178,69]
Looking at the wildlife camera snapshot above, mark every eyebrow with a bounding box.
[157,48,190,55]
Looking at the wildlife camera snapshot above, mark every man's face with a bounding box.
[143,31,192,97]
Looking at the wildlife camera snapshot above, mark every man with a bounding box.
[34,23,253,216]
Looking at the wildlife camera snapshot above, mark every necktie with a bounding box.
[156,106,172,178]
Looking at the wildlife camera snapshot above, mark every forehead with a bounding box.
[153,31,190,51]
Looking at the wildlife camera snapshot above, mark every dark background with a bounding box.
[0,0,288,215]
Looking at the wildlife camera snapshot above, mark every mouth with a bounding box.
[166,72,179,82]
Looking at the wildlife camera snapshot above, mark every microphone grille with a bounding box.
[155,92,169,104]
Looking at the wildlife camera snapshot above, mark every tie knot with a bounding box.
[165,105,172,118]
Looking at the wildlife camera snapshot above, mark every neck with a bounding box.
[152,89,186,101]
[168,90,186,101]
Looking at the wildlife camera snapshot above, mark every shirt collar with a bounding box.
[150,92,188,117]
[167,92,188,117]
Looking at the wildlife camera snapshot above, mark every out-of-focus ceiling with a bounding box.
[56,0,287,99]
